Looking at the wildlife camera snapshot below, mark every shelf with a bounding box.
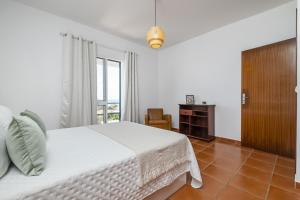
[192,115,208,118]
[179,104,215,143]
[193,110,208,113]
[191,124,208,128]
[179,104,216,106]
[180,121,190,124]
[188,135,215,142]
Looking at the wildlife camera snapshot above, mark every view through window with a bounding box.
[97,58,121,124]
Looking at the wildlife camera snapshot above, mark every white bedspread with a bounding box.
[0,123,202,200]
[89,122,202,188]
[0,127,135,200]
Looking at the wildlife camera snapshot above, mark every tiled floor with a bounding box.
[168,137,299,200]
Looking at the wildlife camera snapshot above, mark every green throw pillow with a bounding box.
[6,116,46,176]
[20,110,47,137]
[0,126,10,178]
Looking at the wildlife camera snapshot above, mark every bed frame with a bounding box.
[145,173,187,200]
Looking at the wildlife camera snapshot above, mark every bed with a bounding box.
[0,122,202,200]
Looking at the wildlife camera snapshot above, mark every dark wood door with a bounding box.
[241,38,297,158]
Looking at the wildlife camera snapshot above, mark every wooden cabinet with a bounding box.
[179,104,215,142]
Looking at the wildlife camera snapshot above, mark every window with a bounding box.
[97,58,121,124]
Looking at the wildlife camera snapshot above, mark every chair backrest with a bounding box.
[147,108,163,120]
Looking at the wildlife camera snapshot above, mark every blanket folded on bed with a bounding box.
[89,122,202,188]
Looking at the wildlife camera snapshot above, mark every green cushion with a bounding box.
[20,110,46,137]
[0,126,10,178]
[6,116,46,176]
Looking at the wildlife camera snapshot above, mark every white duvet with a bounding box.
[0,122,202,200]
[0,127,135,200]
[90,122,202,188]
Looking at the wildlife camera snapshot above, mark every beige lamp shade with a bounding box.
[147,26,165,49]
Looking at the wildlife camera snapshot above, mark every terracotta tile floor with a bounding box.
[168,137,299,200]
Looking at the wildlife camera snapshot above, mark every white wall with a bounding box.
[0,0,297,163]
[0,0,158,129]
[157,1,296,141]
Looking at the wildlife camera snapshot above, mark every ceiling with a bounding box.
[15,0,293,48]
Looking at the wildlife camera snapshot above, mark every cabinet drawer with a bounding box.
[180,109,192,115]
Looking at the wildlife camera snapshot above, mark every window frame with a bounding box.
[96,57,121,123]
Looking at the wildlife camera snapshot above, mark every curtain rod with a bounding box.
[59,32,127,53]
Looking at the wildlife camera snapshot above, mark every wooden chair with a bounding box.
[144,108,172,130]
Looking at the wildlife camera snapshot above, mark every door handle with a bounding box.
[242,93,249,105]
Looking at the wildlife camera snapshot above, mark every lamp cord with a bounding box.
[155,0,157,26]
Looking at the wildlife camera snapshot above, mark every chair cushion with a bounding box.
[148,109,163,120]
[149,120,168,125]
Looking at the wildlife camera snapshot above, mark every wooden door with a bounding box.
[241,38,297,158]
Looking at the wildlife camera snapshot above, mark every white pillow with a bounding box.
[0,126,10,178]
[0,105,13,131]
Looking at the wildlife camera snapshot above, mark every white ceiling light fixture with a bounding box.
[146,0,165,49]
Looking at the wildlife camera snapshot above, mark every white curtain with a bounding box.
[123,52,139,123]
[60,34,97,128]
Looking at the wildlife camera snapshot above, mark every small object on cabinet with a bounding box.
[186,95,195,104]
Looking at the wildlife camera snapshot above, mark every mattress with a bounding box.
[0,123,201,200]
